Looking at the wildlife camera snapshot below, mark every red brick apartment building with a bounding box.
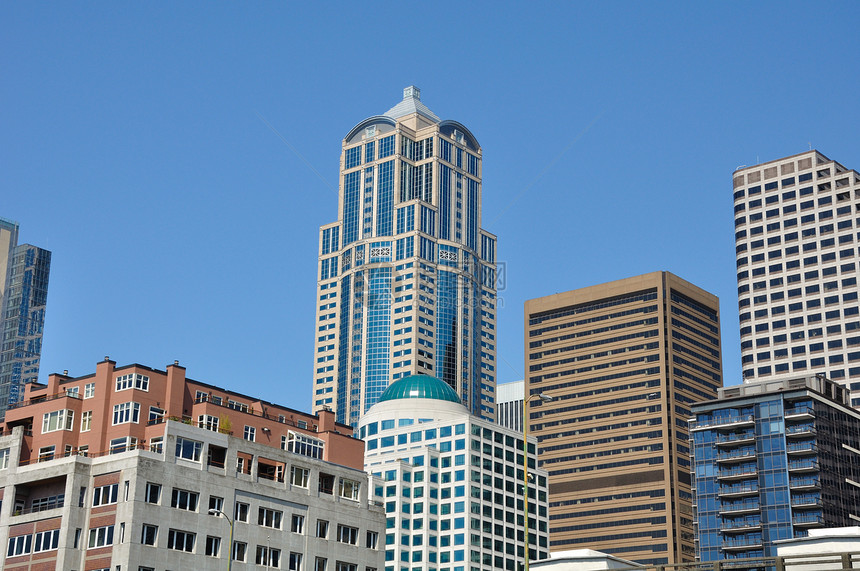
[0,358,383,571]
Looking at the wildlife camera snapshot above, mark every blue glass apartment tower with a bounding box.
[313,87,498,428]
[0,217,52,419]
[691,375,860,564]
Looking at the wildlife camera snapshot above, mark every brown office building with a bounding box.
[524,272,722,566]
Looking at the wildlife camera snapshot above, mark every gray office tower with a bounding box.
[0,218,51,419]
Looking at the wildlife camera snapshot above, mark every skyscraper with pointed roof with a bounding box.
[312,87,498,428]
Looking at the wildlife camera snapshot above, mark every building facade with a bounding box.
[495,381,524,432]
[0,217,51,419]
[358,374,550,571]
[691,375,860,563]
[313,86,498,427]
[732,151,860,402]
[0,359,384,570]
[524,272,723,566]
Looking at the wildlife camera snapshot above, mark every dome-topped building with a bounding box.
[358,376,550,571]
[360,374,468,429]
[377,374,462,404]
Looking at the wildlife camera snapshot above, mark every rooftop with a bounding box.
[378,374,461,404]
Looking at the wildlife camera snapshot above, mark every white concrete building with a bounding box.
[494,381,523,432]
[358,374,550,571]
[732,151,860,403]
[0,420,384,570]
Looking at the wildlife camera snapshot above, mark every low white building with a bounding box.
[0,420,385,570]
[775,527,860,570]
[530,549,642,571]
[358,374,550,571]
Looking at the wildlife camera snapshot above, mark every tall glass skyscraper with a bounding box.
[0,217,52,419]
[313,87,498,428]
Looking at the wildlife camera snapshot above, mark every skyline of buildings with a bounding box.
[313,86,498,428]
[524,272,723,566]
[691,374,860,563]
[732,151,860,404]
[4,82,860,568]
[0,217,51,421]
[357,373,549,571]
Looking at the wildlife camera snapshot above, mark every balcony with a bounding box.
[722,536,763,551]
[716,448,756,463]
[789,478,821,490]
[714,432,756,447]
[788,459,819,473]
[719,483,759,498]
[786,441,817,455]
[720,519,762,533]
[717,466,758,481]
[785,406,815,420]
[791,495,823,508]
[785,424,816,438]
[793,513,825,527]
[691,415,755,431]
[719,501,760,515]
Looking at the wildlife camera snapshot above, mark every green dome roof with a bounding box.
[378,374,461,404]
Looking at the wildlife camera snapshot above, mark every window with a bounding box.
[7,535,32,556]
[233,540,248,561]
[290,465,310,487]
[366,530,379,549]
[285,431,324,459]
[116,373,149,391]
[110,436,137,454]
[145,482,161,504]
[315,557,328,571]
[93,483,118,507]
[235,502,250,522]
[38,446,55,462]
[0,448,9,470]
[171,489,199,511]
[33,530,59,552]
[112,402,140,425]
[290,552,303,571]
[337,524,358,545]
[256,546,282,568]
[88,525,115,548]
[42,409,74,433]
[199,415,219,431]
[149,406,164,423]
[141,524,158,545]
[206,536,221,556]
[317,520,329,538]
[167,529,195,552]
[339,478,360,500]
[84,382,95,398]
[80,410,93,432]
[244,426,256,441]
[209,496,224,514]
[149,437,163,453]
[258,507,283,529]
[336,562,358,571]
[175,437,202,461]
[291,513,305,533]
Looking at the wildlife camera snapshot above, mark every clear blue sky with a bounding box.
[3,2,859,410]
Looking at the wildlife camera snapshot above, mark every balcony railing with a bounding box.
[785,406,815,418]
[7,390,82,411]
[719,483,759,496]
[717,448,757,462]
[714,432,756,446]
[718,466,758,479]
[12,499,66,516]
[719,501,760,514]
[788,459,819,471]
[691,415,755,430]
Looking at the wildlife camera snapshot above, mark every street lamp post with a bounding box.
[209,508,234,571]
[523,392,552,571]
